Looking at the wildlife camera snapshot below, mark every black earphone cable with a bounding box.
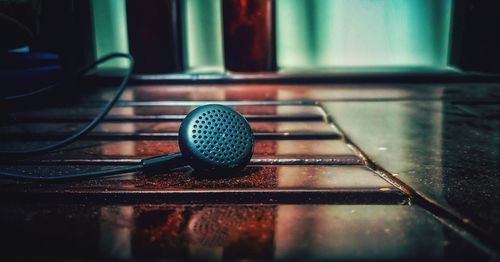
[0,165,143,182]
[0,53,134,158]
[0,64,254,182]
[0,55,254,183]
[0,153,186,182]
[0,53,153,182]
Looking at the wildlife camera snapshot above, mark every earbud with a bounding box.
[0,104,254,181]
[142,104,254,174]
[179,104,254,172]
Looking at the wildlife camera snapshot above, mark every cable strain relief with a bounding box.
[141,152,185,173]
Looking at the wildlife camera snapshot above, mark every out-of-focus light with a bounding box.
[182,0,224,72]
[277,0,452,70]
[8,46,30,53]
[91,0,130,68]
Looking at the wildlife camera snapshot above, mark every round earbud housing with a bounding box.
[178,104,254,173]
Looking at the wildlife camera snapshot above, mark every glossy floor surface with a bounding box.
[0,83,499,260]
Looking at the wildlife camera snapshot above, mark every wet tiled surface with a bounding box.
[324,98,500,250]
[11,104,324,118]
[0,121,341,140]
[1,140,358,162]
[0,165,403,204]
[0,204,490,260]
[89,84,446,102]
[1,83,499,259]
[11,104,325,122]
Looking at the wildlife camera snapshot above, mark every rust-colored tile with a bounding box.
[0,121,339,137]
[0,204,488,260]
[0,165,401,205]
[12,105,322,118]
[16,140,355,161]
[254,140,353,156]
[91,85,282,101]
[0,165,391,191]
[131,205,275,259]
[88,84,441,102]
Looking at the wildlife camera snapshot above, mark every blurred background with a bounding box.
[1,0,500,76]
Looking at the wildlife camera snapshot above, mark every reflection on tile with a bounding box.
[323,101,444,201]
[0,122,340,138]
[0,166,394,193]
[134,206,275,260]
[100,206,134,259]
[0,204,489,260]
[12,105,323,118]
[14,140,355,161]
[324,99,500,248]
[274,140,352,155]
[276,166,389,189]
[274,205,487,261]
[277,85,444,101]
[91,84,444,102]
[94,85,279,101]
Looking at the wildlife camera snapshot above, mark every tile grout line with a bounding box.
[316,101,500,256]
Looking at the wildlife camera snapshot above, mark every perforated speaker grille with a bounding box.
[179,104,254,172]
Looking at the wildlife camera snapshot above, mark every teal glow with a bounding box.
[9,46,30,53]
[182,0,224,72]
[91,0,130,68]
[277,0,452,69]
